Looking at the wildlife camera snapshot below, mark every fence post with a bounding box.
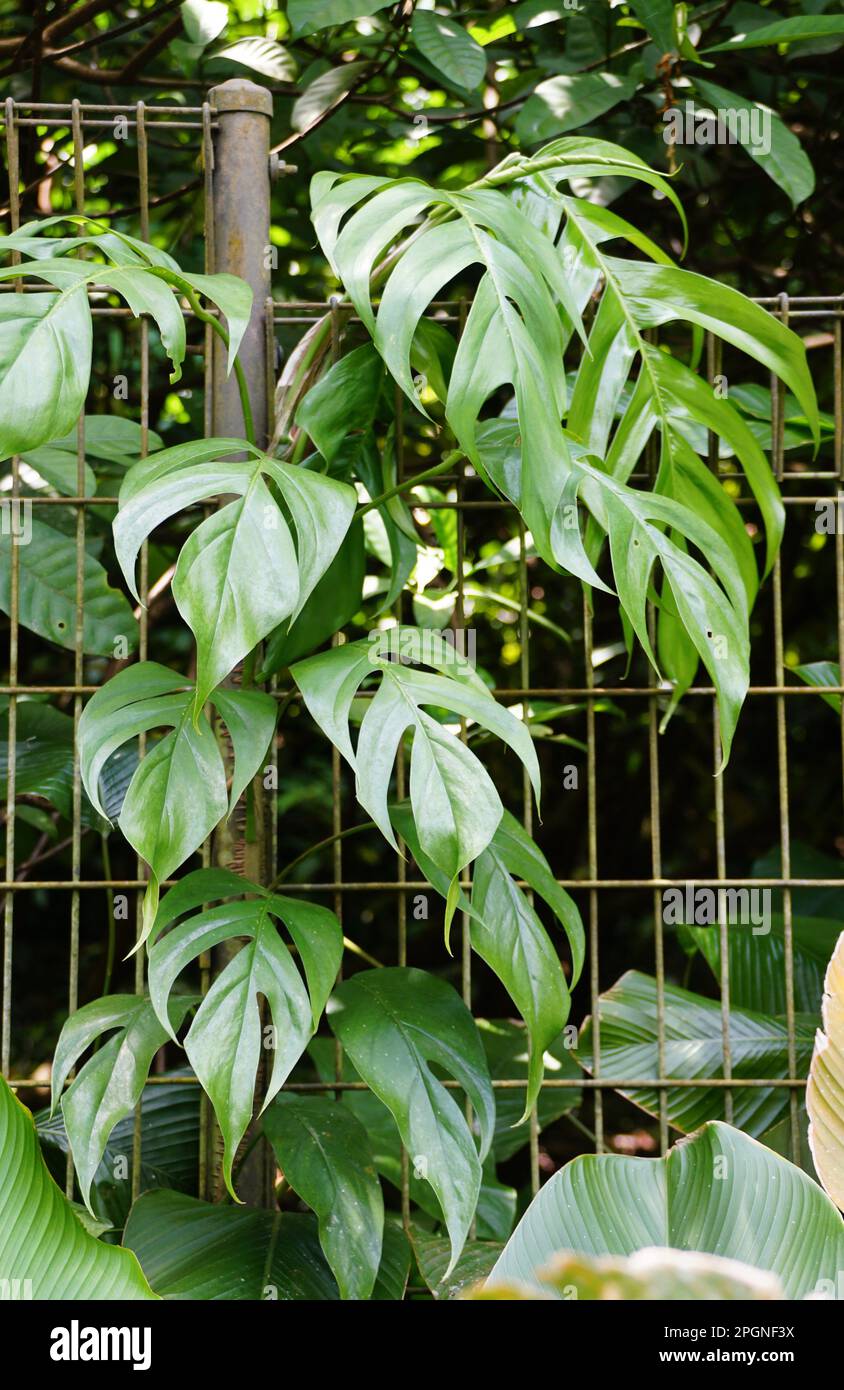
[209,78,273,448]
[206,78,274,1206]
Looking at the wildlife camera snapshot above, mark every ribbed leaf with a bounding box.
[488,1120,844,1298]
[578,970,815,1136]
[807,932,844,1210]
[78,663,276,943]
[0,1075,155,1299]
[263,1094,383,1300]
[328,967,495,1273]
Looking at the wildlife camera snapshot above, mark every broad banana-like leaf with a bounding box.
[0,518,137,657]
[0,218,251,457]
[78,663,276,944]
[577,970,816,1136]
[487,1120,844,1298]
[311,141,818,758]
[687,913,841,1016]
[410,1225,503,1300]
[293,626,540,937]
[122,1188,409,1299]
[0,1074,155,1299]
[263,1094,383,1300]
[147,867,343,1199]
[50,994,197,1211]
[807,931,844,1210]
[327,966,495,1274]
[114,438,355,713]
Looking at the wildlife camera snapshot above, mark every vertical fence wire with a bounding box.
[0,99,841,1222]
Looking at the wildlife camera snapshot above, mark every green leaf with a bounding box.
[515,73,638,143]
[123,1190,339,1299]
[411,11,487,92]
[257,521,366,675]
[627,0,677,52]
[488,1120,844,1298]
[391,802,581,1111]
[705,15,844,53]
[263,1094,384,1300]
[693,79,815,207]
[78,663,276,943]
[0,702,75,819]
[147,868,343,1197]
[793,660,841,714]
[288,0,393,37]
[209,37,296,82]
[578,970,816,1136]
[292,62,369,131]
[478,1019,582,1163]
[0,1074,155,1298]
[328,966,495,1272]
[0,518,138,657]
[50,994,197,1210]
[293,626,540,938]
[807,931,844,1211]
[687,914,842,1016]
[295,343,385,464]
[114,438,356,713]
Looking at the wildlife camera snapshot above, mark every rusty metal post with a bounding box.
[209,78,273,448]
[207,79,274,1206]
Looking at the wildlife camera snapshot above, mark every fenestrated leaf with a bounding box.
[328,966,495,1273]
[411,11,487,92]
[78,663,276,944]
[0,1074,155,1299]
[687,914,841,1016]
[391,802,581,1112]
[693,80,815,208]
[263,1094,383,1300]
[0,518,137,657]
[487,1120,844,1298]
[123,1188,407,1299]
[50,994,197,1211]
[807,932,844,1211]
[147,867,343,1198]
[577,970,816,1137]
[123,1189,338,1299]
[293,626,539,938]
[114,438,356,713]
[0,225,253,456]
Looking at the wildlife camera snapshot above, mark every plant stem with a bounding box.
[272,820,376,887]
[181,286,256,447]
[356,449,462,518]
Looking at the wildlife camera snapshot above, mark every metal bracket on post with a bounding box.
[207,78,275,1206]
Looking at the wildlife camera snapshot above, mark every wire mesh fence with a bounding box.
[2,94,843,1222]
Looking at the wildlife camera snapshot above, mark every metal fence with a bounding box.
[1,88,843,1227]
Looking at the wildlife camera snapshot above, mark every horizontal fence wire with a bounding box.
[0,97,842,1221]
